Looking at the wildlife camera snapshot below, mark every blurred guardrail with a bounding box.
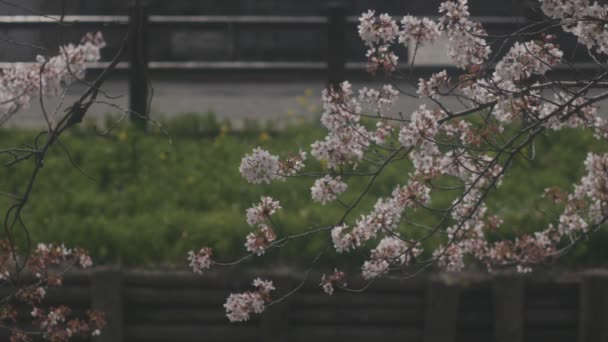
[1,268,607,342]
[0,3,527,122]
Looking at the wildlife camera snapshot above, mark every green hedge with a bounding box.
[1,116,607,269]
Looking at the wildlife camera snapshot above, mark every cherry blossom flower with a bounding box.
[0,32,105,124]
[279,150,307,176]
[365,45,399,75]
[1,240,106,340]
[438,0,490,69]
[417,70,449,99]
[358,11,399,47]
[359,85,400,111]
[398,104,441,148]
[311,175,348,204]
[493,40,563,83]
[331,224,354,253]
[239,148,281,184]
[187,247,213,274]
[320,269,346,295]
[224,278,275,322]
[246,196,281,227]
[244,224,277,256]
[399,16,441,45]
[362,237,421,279]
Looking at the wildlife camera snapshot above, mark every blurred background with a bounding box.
[1,0,606,270]
[2,2,608,341]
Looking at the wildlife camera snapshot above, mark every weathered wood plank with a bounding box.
[126,308,228,324]
[423,279,460,342]
[260,276,291,342]
[290,307,423,325]
[124,324,259,342]
[291,292,425,308]
[92,267,123,342]
[124,287,229,306]
[288,326,423,342]
[578,271,608,342]
[493,276,524,342]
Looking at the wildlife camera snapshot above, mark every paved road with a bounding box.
[5,76,464,130]
[10,76,606,130]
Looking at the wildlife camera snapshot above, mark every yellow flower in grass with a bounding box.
[304,88,314,97]
[258,132,271,143]
[296,95,307,106]
[117,130,128,142]
[159,151,168,161]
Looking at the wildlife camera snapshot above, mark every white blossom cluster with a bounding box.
[311,175,348,204]
[362,236,421,279]
[244,197,280,255]
[320,269,346,295]
[187,247,212,275]
[400,16,441,46]
[246,196,281,226]
[331,179,431,256]
[438,0,490,69]
[398,104,441,149]
[417,70,449,99]
[311,81,371,169]
[541,0,608,55]
[239,148,307,184]
[493,40,563,83]
[224,278,275,322]
[0,32,105,124]
[245,224,277,256]
[239,148,281,184]
[358,84,399,111]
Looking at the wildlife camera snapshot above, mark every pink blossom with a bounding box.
[0,32,105,124]
[187,247,213,274]
[399,16,441,45]
[224,278,275,322]
[331,224,354,253]
[239,148,281,184]
[246,196,281,227]
[362,237,420,279]
[311,175,348,204]
[320,269,346,295]
[244,224,277,256]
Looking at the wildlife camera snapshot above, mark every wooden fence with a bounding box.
[3,268,608,342]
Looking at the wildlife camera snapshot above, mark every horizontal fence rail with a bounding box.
[1,269,608,342]
[0,14,527,26]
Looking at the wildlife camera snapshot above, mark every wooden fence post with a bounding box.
[579,270,608,342]
[129,0,149,130]
[91,267,124,342]
[492,275,524,342]
[423,277,460,342]
[327,2,346,90]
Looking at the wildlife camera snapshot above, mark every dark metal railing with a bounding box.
[0,4,527,124]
